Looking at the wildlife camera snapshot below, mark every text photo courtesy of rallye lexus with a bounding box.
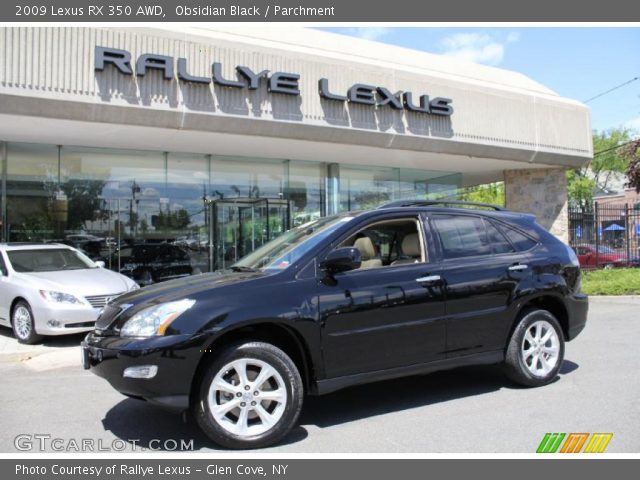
[0,244,138,344]
[82,201,588,449]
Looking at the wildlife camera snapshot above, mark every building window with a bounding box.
[2,141,461,282]
[6,143,59,242]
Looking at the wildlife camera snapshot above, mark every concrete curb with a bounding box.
[21,348,81,372]
[588,295,640,304]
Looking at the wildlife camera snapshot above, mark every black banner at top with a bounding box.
[3,0,640,22]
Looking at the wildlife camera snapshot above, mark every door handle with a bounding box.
[508,264,528,272]
[416,275,441,283]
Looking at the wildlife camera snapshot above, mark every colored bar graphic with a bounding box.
[584,433,613,453]
[537,433,566,453]
[537,433,613,453]
[560,433,589,453]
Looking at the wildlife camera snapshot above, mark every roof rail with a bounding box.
[377,200,506,211]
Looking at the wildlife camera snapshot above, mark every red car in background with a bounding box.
[572,244,627,269]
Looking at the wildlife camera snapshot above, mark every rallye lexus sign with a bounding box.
[95,46,453,116]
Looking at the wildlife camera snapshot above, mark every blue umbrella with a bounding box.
[604,223,625,231]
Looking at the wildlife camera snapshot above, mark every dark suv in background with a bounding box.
[104,243,196,286]
[82,201,588,449]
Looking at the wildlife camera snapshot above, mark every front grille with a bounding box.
[85,293,124,309]
[95,304,123,331]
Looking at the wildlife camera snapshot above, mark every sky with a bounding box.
[319,27,640,134]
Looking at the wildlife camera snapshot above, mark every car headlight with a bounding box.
[39,290,84,305]
[128,282,140,292]
[120,299,195,337]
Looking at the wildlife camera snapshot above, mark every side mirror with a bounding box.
[95,260,106,268]
[320,247,361,274]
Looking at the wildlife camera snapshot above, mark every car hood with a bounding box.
[113,270,268,308]
[17,268,133,295]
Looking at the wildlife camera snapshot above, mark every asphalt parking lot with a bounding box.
[0,299,638,453]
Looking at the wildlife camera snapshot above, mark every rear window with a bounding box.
[485,220,516,254]
[497,223,537,251]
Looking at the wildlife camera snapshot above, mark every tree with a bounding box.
[155,208,192,231]
[139,218,149,235]
[590,128,632,191]
[622,139,640,193]
[566,170,596,208]
[459,182,505,206]
[567,128,632,206]
[61,179,107,230]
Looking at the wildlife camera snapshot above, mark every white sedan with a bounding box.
[0,243,139,344]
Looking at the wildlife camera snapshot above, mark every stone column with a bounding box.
[504,168,568,243]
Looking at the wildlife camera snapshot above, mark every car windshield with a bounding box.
[596,246,616,253]
[234,215,354,271]
[7,248,97,272]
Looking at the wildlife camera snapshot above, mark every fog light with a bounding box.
[123,365,158,379]
[47,320,61,328]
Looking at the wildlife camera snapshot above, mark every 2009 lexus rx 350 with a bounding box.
[82,201,588,449]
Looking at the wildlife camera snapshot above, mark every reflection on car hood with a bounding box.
[113,270,268,307]
[19,268,132,295]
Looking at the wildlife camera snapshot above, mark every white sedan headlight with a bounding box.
[120,299,195,337]
[39,290,84,305]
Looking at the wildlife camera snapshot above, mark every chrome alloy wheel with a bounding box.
[207,358,288,437]
[521,320,560,377]
[13,306,33,340]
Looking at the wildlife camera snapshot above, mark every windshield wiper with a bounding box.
[229,265,259,273]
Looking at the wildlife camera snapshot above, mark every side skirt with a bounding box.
[315,350,504,395]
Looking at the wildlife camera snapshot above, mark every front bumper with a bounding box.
[32,303,100,335]
[82,332,207,412]
[566,292,589,341]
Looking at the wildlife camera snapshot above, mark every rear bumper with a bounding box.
[566,292,588,341]
[82,332,207,412]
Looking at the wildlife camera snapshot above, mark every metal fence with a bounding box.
[569,203,640,269]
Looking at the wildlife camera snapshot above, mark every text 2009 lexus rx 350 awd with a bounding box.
[82,201,588,449]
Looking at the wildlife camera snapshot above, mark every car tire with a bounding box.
[193,341,303,450]
[603,263,614,270]
[139,269,154,286]
[504,309,565,387]
[11,301,43,345]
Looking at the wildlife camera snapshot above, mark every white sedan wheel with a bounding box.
[13,305,33,340]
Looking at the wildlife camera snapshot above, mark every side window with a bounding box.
[498,223,537,251]
[432,215,492,259]
[0,252,7,275]
[338,218,425,270]
[485,219,516,254]
[137,247,153,262]
[169,246,189,261]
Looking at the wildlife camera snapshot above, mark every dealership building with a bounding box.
[0,26,591,273]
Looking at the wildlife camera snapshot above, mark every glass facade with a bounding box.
[0,141,460,284]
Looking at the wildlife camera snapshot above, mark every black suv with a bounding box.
[105,243,194,286]
[82,201,588,449]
